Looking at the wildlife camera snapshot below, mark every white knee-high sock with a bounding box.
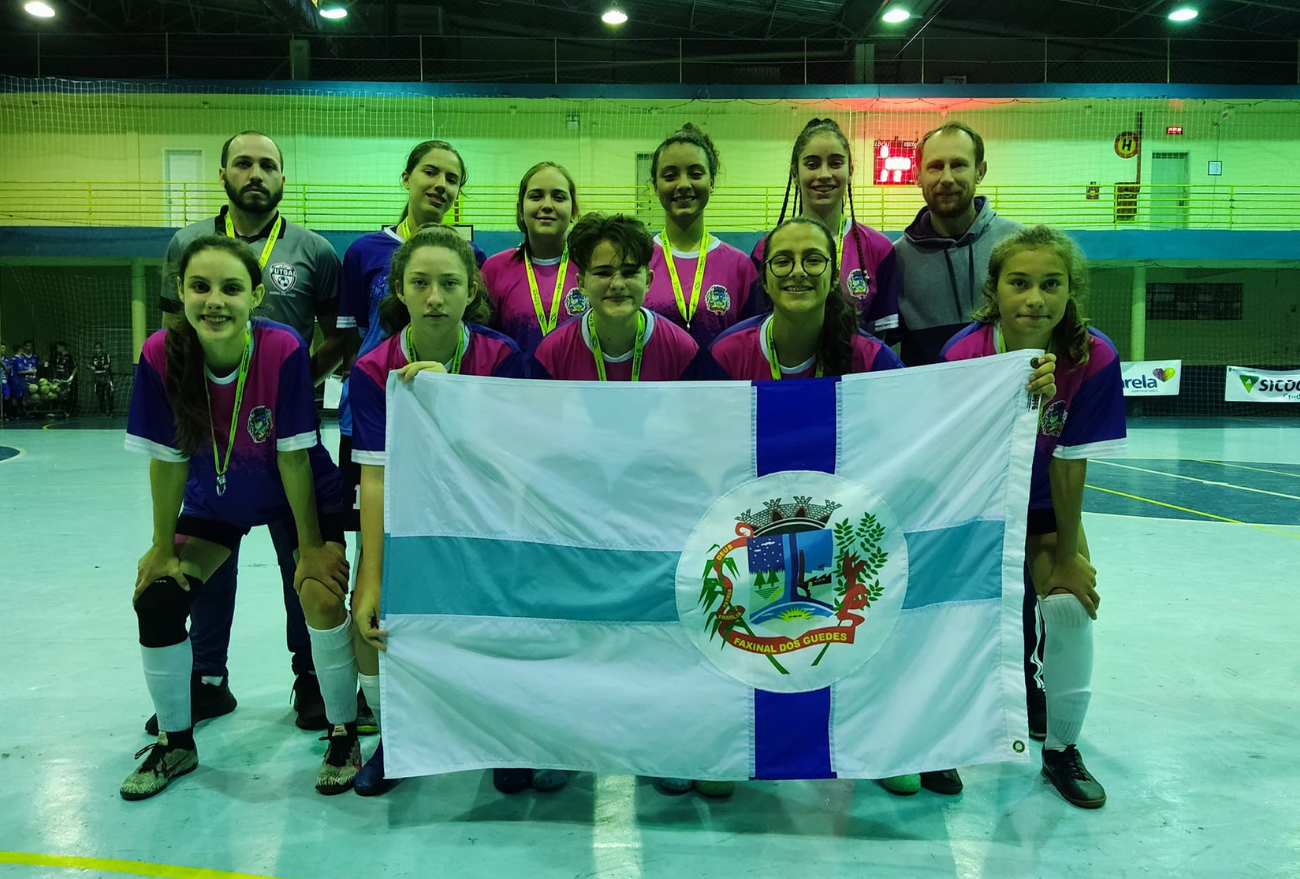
[307,616,358,725]
[142,640,192,733]
[1040,593,1093,751]
[359,673,381,730]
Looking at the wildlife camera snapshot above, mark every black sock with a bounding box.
[165,727,195,749]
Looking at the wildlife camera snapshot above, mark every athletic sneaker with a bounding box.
[920,768,963,795]
[315,722,362,795]
[532,770,572,792]
[293,673,329,731]
[875,774,922,795]
[1042,745,1106,809]
[694,780,735,798]
[144,674,236,736]
[1027,687,1047,741]
[651,777,694,795]
[493,768,534,794]
[120,733,198,800]
[356,689,378,736]
[355,740,403,797]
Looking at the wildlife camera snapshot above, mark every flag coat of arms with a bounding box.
[380,351,1039,781]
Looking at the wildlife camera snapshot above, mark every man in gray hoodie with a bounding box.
[894,122,1024,366]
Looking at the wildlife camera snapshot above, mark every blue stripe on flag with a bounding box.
[902,520,1005,609]
[753,376,839,779]
[382,523,1002,619]
[382,536,678,621]
[753,688,834,779]
[754,377,838,476]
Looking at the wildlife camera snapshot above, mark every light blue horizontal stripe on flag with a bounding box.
[384,518,1005,621]
[902,519,1004,609]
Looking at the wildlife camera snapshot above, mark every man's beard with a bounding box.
[225,180,283,216]
[926,187,974,220]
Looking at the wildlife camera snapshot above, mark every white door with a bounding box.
[164,149,205,227]
[1150,151,1190,228]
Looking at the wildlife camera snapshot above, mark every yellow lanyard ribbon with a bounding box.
[405,324,466,375]
[765,317,823,380]
[589,310,646,382]
[396,216,414,240]
[661,228,708,329]
[224,212,283,270]
[206,326,253,497]
[525,249,571,337]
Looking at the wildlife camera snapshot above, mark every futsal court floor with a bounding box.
[1,416,1297,879]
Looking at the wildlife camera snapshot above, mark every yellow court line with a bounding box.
[1194,459,1300,479]
[0,851,280,879]
[1086,484,1300,540]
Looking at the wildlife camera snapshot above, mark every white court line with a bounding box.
[591,774,643,879]
[1091,459,1300,502]
[1194,459,1300,479]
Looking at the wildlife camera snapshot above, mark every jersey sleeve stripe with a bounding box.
[275,432,318,452]
[352,449,387,466]
[124,434,188,462]
[1052,438,1128,460]
[336,317,357,329]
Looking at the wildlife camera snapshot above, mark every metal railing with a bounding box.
[0,181,1293,232]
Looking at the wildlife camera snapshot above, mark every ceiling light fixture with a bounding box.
[25,1,56,17]
[602,7,628,24]
[320,6,348,19]
[1168,7,1198,21]
[882,7,911,23]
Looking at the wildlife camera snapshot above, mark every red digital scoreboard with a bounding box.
[874,139,919,185]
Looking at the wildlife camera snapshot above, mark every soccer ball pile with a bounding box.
[31,378,66,402]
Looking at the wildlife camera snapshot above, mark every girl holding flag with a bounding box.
[482,162,586,359]
[348,226,530,796]
[122,236,355,800]
[940,225,1124,809]
[644,124,758,349]
[751,118,900,338]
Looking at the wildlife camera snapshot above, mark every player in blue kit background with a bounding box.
[122,236,361,800]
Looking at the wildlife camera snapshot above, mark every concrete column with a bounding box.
[1130,263,1147,361]
[131,259,147,363]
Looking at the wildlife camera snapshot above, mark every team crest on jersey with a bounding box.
[269,263,297,294]
[704,284,731,315]
[247,405,273,443]
[1040,400,1069,437]
[845,269,870,299]
[564,288,589,316]
[676,471,908,692]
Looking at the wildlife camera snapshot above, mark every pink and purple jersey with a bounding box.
[645,236,759,349]
[528,309,698,382]
[751,218,900,335]
[700,314,903,381]
[940,322,1128,511]
[336,226,486,436]
[125,318,344,528]
[350,322,524,464]
[482,247,588,359]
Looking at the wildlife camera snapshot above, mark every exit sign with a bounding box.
[1166,126,1184,135]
